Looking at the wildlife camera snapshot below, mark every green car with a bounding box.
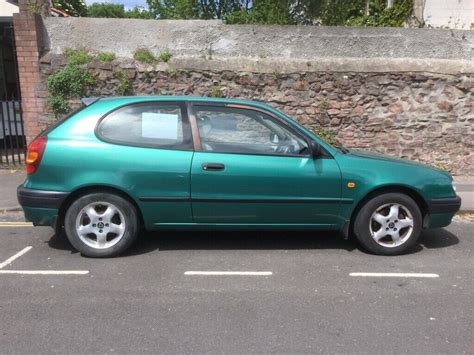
[17,97,461,257]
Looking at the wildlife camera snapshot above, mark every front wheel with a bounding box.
[64,193,139,257]
[353,193,422,255]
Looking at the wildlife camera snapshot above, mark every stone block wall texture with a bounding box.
[21,18,474,174]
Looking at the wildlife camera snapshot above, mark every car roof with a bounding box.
[94,96,274,110]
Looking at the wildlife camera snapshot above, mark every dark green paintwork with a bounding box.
[22,96,457,231]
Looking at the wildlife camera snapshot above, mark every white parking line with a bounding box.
[349,272,439,278]
[0,270,89,275]
[185,271,272,276]
[0,246,89,276]
[0,246,32,269]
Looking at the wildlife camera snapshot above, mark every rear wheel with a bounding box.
[64,193,139,257]
[353,193,422,255]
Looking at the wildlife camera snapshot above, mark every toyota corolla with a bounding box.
[17,97,461,257]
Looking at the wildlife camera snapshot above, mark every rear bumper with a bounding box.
[17,185,69,209]
[17,185,69,227]
[427,196,462,214]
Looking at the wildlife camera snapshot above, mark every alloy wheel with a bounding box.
[369,203,414,248]
[75,202,126,249]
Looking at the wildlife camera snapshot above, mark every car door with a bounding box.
[189,103,342,226]
[95,101,194,226]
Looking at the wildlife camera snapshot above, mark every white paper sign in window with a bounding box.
[141,112,179,140]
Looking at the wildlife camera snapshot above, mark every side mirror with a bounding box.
[309,140,322,159]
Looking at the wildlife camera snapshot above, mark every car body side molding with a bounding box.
[139,196,354,204]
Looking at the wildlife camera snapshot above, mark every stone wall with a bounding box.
[38,55,473,175]
[14,17,474,175]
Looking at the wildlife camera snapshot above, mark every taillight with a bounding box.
[26,135,48,175]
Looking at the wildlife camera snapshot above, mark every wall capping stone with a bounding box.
[170,57,474,75]
[42,18,474,75]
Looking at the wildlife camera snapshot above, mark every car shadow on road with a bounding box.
[46,231,79,254]
[46,227,460,257]
[418,228,459,249]
[125,230,358,256]
[46,229,359,256]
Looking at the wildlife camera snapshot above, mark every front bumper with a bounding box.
[427,196,462,214]
[17,185,69,209]
[425,195,461,229]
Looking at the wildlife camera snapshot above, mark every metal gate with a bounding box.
[0,20,26,167]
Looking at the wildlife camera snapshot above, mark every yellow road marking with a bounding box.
[0,222,33,227]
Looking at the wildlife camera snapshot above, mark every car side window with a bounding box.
[194,106,309,156]
[97,102,192,150]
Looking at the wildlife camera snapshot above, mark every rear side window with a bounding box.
[97,102,192,150]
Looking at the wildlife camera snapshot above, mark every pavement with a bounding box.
[1,169,472,211]
[0,169,25,211]
[0,217,472,353]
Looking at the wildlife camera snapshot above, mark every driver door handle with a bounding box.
[202,163,225,171]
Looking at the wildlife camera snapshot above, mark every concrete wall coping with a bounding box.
[42,17,474,74]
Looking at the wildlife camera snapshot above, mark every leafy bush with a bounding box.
[97,52,116,62]
[209,86,223,98]
[63,48,92,66]
[159,50,172,63]
[48,95,70,116]
[114,71,132,96]
[47,49,96,117]
[134,48,158,64]
[311,126,339,145]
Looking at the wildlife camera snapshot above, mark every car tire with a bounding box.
[64,192,139,258]
[353,193,422,255]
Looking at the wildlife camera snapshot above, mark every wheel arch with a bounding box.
[349,184,429,232]
[56,185,144,234]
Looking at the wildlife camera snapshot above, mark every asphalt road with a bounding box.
[0,216,472,354]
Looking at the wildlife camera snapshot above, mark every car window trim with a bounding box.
[226,104,332,158]
[95,100,194,151]
[187,102,330,158]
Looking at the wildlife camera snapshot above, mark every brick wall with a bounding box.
[12,2,47,144]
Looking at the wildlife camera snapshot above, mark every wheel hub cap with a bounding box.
[369,203,414,248]
[75,202,126,250]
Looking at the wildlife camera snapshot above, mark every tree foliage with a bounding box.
[54,1,154,18]
[145,0,244,19]
[146,0,413,26]
[87,2,155,19]
[56,0,413,27]
[53,0,88,17]
[345,0,413,27]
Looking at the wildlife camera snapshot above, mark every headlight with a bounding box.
[452,182,457,192]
